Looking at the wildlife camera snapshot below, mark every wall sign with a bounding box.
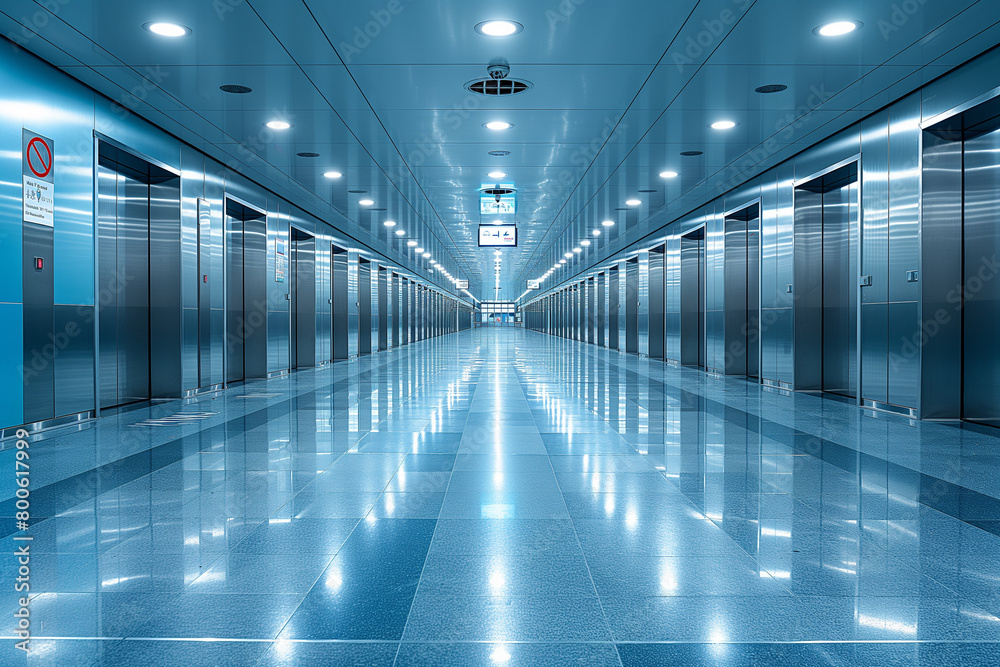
[275,238,286,282]
[22,130,55,227]
[456,280,469,289]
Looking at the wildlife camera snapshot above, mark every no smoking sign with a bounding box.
[22,129,55,227]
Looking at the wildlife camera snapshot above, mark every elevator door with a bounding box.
[97,161,150,408]
[332,246,349,361]
[226,200,268,383]
[822,181,859,397]
[290,229,316,369]
[681,229,705,367]
[963,122,1000,425]
[358,261,372,354]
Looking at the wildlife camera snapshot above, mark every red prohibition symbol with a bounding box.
[26,137,52,178]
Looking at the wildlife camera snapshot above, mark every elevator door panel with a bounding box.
[747,222,761,378]
[963,126,1000,424]
[822,182,858,397]
[98,164,150,409]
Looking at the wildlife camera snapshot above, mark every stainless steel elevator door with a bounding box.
[747,220,761,379]
[680,231,705,367]
[226,213,244,383]
[822,182,859,397]
[225,203,268,383]
[97,163,150,409]
[963,125,1000,425]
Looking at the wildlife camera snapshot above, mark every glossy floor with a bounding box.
[3,328,1000,666]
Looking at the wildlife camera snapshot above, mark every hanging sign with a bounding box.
[22,130,55,226]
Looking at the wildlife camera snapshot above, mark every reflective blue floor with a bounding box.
[3,328,1000,665]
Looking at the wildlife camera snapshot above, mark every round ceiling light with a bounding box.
[814,20,863,37]
[143,22,191,37]
[265,120,291,130]
[710,120,737,130]
[488,171,507,179]
[580,240,591,246]
[559,259,567,264]
[359,199,374,206]
[323,171,342,179]
[592,229,601,236]
[475,20,524,37]
[407,241,418,247]
[484,121,513,131]
[626,199,642,207]
[660,170,679,179]
[573,247,582,253]
[395,229,405,236]
[383,220,396,227]
[415,247,424,253]
[602,220,615,227]
[423,253,431,258]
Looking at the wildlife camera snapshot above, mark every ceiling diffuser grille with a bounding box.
[466,78,532,96]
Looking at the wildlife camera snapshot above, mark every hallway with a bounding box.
[4,328,1000,665]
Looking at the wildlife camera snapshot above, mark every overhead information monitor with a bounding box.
[455,280,469,289]
[480,194,516,215]
[478,225,517,247]
[526,280,540,290]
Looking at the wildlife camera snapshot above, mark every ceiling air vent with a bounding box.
[466,59,532,97]
[488,150,511,157]
[220,84,253,94]
[680,150,703,157]
[481,187,516,197]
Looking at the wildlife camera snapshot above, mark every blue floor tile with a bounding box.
[10,329,1000,666]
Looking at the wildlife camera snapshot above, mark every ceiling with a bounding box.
[3,0,1000,301]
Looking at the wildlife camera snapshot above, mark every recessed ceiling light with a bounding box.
[593,229,601,236]
[573,247,582,253]
[395,230,405,236]
[265,120,291,130]
[383,220,396,227]
[488,171,507,179]
[580,240,591,246]
[660,170,678,179]
[475,20,524,37]
[559,259,567,264]
[143,22,191,37]
[564,252,573,258]
[359,199,374,206]
[814,20,863,37]
[484,121,513,131]
[323,170,342,179]
[626,199,642,206]
[423,253,431,258]
[710,120,737,130]
[602,220,615,227]
[416,247,424,253]
[408,241,418,247]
